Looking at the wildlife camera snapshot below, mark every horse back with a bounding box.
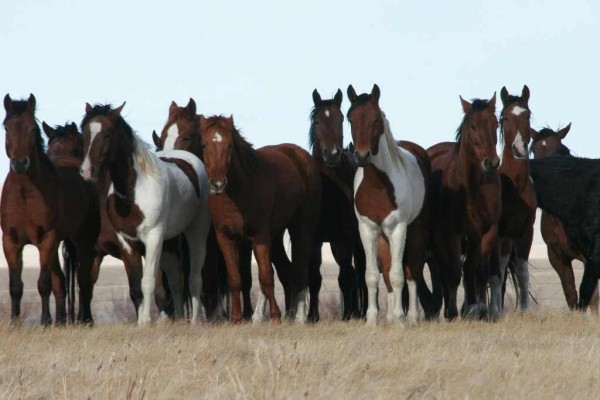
[398,140,430,185]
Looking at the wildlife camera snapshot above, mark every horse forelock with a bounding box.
[455,98,495,150]
[3,99,46,154]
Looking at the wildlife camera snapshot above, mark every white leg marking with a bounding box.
[386,223,407,327]
[252,291,268,323]
[116,233,133,255]
[295,288,308,324]
[138,230,165,325]
[358,222,381,326]
[386,292,394,322]
[515,258,530,310]
[163,123,179,151]
[406,280,418,325]
[489,254,509,319]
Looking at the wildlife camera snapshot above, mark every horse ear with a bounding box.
[186,98,197,115]
[152,130,162,148]
[347,85,358,103]
[558,123,571,139]
[85,102,93,114]
[460,96,471,113]
[112,101,126,116]
[522,85,530,106]
[229,114,234,125]
[334,89,343,107]
[70,122,78,132]
[27,94,36,111]
[42,121,55,138]
[488,92,497,111]
[169,101,178,114]
[312,89,322,106]
[371,84,380,103]
[500,86,509,106]
[530,128,539,141]
[4,94,12,112]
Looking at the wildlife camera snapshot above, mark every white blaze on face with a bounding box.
[163,123,179,150]
[512,106,527,116]
[325,109,330,118]
[542,140,547,146]
[512,130,527,156]
[81,121,102,177]
[212,132,223,143]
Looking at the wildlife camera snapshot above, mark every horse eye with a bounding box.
[315,121,320,126]
[470,125,476,130]
[182,137,190,142]
[104,134,110,139]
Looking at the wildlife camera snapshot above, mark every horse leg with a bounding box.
[590,283,600,315]
[435,234,462,321]
[37,234,60,326]
[288,222,313,325]
[138,230,165,325]
[252,236,281,322]
[382,222,408,326]
[271,232,295,319]
[477,227,498,320]
[357,221,382,325]
[121,250,144,317]
[3,237,25,322]
[513,227,533,311]
[73,241,97,324]
[49,250,67,325]
[547,246,578,310]
[489,238,511,319]
[376,237,393,321]
[403,223,427,325]
[215,232,243,323]
[331,239,358,320]
[160,243,185,319]
[184,212,210,324]
[239,241,253,320]
[202,227,224,321]
[461,233,481,319]
[306,242,322,322]
[578,261,599,310]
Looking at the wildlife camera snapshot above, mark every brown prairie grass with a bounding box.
[1,311,599,399]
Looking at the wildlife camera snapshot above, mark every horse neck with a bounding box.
[19,149,58,187]
[370,117,403,175]
[456,143,492,192]
[108,140,138,200]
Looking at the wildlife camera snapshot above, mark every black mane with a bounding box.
[81,104,135,145]
[455,98,492,147]
[308,98,339,150]
[4,99,46,154]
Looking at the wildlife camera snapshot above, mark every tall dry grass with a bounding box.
[1,311,599,399]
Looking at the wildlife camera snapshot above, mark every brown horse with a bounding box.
[43,119,146,318]
[428,93,500,320]
[488,86,537,318]
[530,124,599,311]
[2,94,100,324]
[347,84,431,325]
[42,122,84,159]
[308,89,365,320]
[154,99,252,320]
[199,115,321,323]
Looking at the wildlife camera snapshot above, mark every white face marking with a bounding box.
[325,109,330,118]
[163,123,179,151]
[542,140,547,146]
[81,121,102,176]
[212,132,223,143]
[512,131,527,156]
[512,106,527,116]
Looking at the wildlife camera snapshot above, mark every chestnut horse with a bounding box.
[347,84,430,325]
[428,93,500,320]
[2,94,100,324]
[80,103,211,325]
[530,124,599,311]
[199,115,320,323]
[488,86,536,317]
[153,98,252,320]
[43,120,146,318]
[308,88,365,320]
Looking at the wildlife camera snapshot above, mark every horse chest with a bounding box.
[208,195,248,237]
[106,195,144,239]
[354,166,398,225]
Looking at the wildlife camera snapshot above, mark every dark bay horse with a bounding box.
[80,103,211,325]
[2,94,100,324]
[199,115,321,323]
[43,119,147,318]
[308,88,365,320]
[154,98,252,320]
[530,125,599,311]
[488,86,537,317]
[347,84,431,325]
[427,93,500,320]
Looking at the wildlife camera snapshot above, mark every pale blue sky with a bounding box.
[2,1,598,178]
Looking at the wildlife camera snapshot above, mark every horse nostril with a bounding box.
[322,148,330,158]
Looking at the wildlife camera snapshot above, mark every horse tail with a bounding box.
[505,248,538,309]
[62,240,78,324]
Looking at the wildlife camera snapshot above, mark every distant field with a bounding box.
[1,312,599,399]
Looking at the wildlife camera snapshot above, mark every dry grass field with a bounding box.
[1,312,599,399]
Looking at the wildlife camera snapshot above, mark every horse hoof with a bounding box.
[366,310,378,326]
[137,315,152,326]
[406,314,418,326]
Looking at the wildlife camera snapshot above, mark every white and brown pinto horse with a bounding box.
[347,84,429,325]
[80,103,211,325]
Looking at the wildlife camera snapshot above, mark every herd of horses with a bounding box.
[2,84,597,326]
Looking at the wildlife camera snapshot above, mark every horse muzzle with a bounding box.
[354,150,371,167]
[209,178,228,195]
[80,165,99,182]
[322,147,342,167]
[511,143,529,159]
[481,156,500,174]
[10,157,30,173]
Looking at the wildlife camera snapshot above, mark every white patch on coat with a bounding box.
[512,106,527,116]
[212,132,223,143]
[116,232,133,255]
[163,123,179,151]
